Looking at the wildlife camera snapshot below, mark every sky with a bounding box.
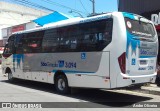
[3,0,118,17]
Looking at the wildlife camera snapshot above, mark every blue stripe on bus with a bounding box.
[126,31,140,58]
[52,70,95,74]
[122,12,140,58]
[122,12,135,20]
[139,56,156,58]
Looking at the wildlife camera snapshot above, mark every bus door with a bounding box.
[13,34,25,79]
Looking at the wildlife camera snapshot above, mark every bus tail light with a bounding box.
[118,52,126,74]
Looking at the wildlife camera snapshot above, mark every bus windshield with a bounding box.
[125,17,156,38]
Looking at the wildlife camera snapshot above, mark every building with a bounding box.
[0,1,50,28]
[118,0,160,33]
[0,1,51,47]
[1,22,40,46]
[118,0,160,15]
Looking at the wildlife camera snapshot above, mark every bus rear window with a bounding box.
[125,18,156,38]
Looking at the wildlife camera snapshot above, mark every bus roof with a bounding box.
[12,11,152,35]
[13,12,113,35]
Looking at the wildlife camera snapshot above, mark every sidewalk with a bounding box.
[122,83,160,96]
[140,84,160,95]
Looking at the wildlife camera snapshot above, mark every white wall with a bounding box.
[0,1,51,27]
[0,27,7,40]
[0,29,2,40]
[0,1,51,45]
[26,22,37,30]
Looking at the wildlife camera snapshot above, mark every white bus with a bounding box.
[2,12,158,94]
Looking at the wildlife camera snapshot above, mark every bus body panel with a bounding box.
[124,13,157,76]
[24,52,110,88]
[123,13,158,77]
[23,52,102,75]
[66,73,110,88]
[106,12,127,88]
[126,42,158,76]
[113,12,158,88]
[3,52,111,89]
[2,55,13,74]
[66,51,110,88]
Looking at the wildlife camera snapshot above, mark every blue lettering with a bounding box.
[148,66,154,70]
[65,62,77,68]
[41,62,58,67]
[140,49,156,56]
[138,68,146,70]
[58,60,64,68]
[41,61,76,69]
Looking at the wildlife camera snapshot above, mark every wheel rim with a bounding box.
[58,78,66,91]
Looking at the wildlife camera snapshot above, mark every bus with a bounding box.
[2,12,158,94]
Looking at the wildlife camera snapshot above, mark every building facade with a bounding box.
[0,1,51,47]
[0,1,50,28]
[118,0,160,33]
[1,22,39,47]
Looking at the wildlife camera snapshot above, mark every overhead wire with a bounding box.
[3,0,89,16]
[0,0,39,22]
[41,0,88,15]
[79,0,89,14]
[9,0,54,12]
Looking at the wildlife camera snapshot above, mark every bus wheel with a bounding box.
[55,75,70,94]
[8,72,14,82]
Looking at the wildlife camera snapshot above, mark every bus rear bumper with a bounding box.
[120,72,157,78]
[116,72,157,88]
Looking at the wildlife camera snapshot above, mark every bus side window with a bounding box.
[15,34,23,54]
[27,31,44,53]
[4,35,16,54]
[42,29,58,53]
[3,44,10,54]
[70,37,77,50]
[103,32,111,41]
[21,35,30,53]
[98,32,111,43]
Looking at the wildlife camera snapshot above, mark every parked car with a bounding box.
[156,75,160,87]
[156,64,160,87]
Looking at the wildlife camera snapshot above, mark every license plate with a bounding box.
[140,60,147,65]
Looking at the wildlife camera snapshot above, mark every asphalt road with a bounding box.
[0,67,160,111]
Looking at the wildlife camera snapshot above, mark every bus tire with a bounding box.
[8,71,14,82]
[55,74,70,94]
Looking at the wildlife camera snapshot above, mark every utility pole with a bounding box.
[89,0,95,15]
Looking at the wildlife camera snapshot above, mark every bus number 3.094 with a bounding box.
[148,66,153,70]
[65,62,76,68]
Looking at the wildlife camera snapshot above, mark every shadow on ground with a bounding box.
[1,79,153,108]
